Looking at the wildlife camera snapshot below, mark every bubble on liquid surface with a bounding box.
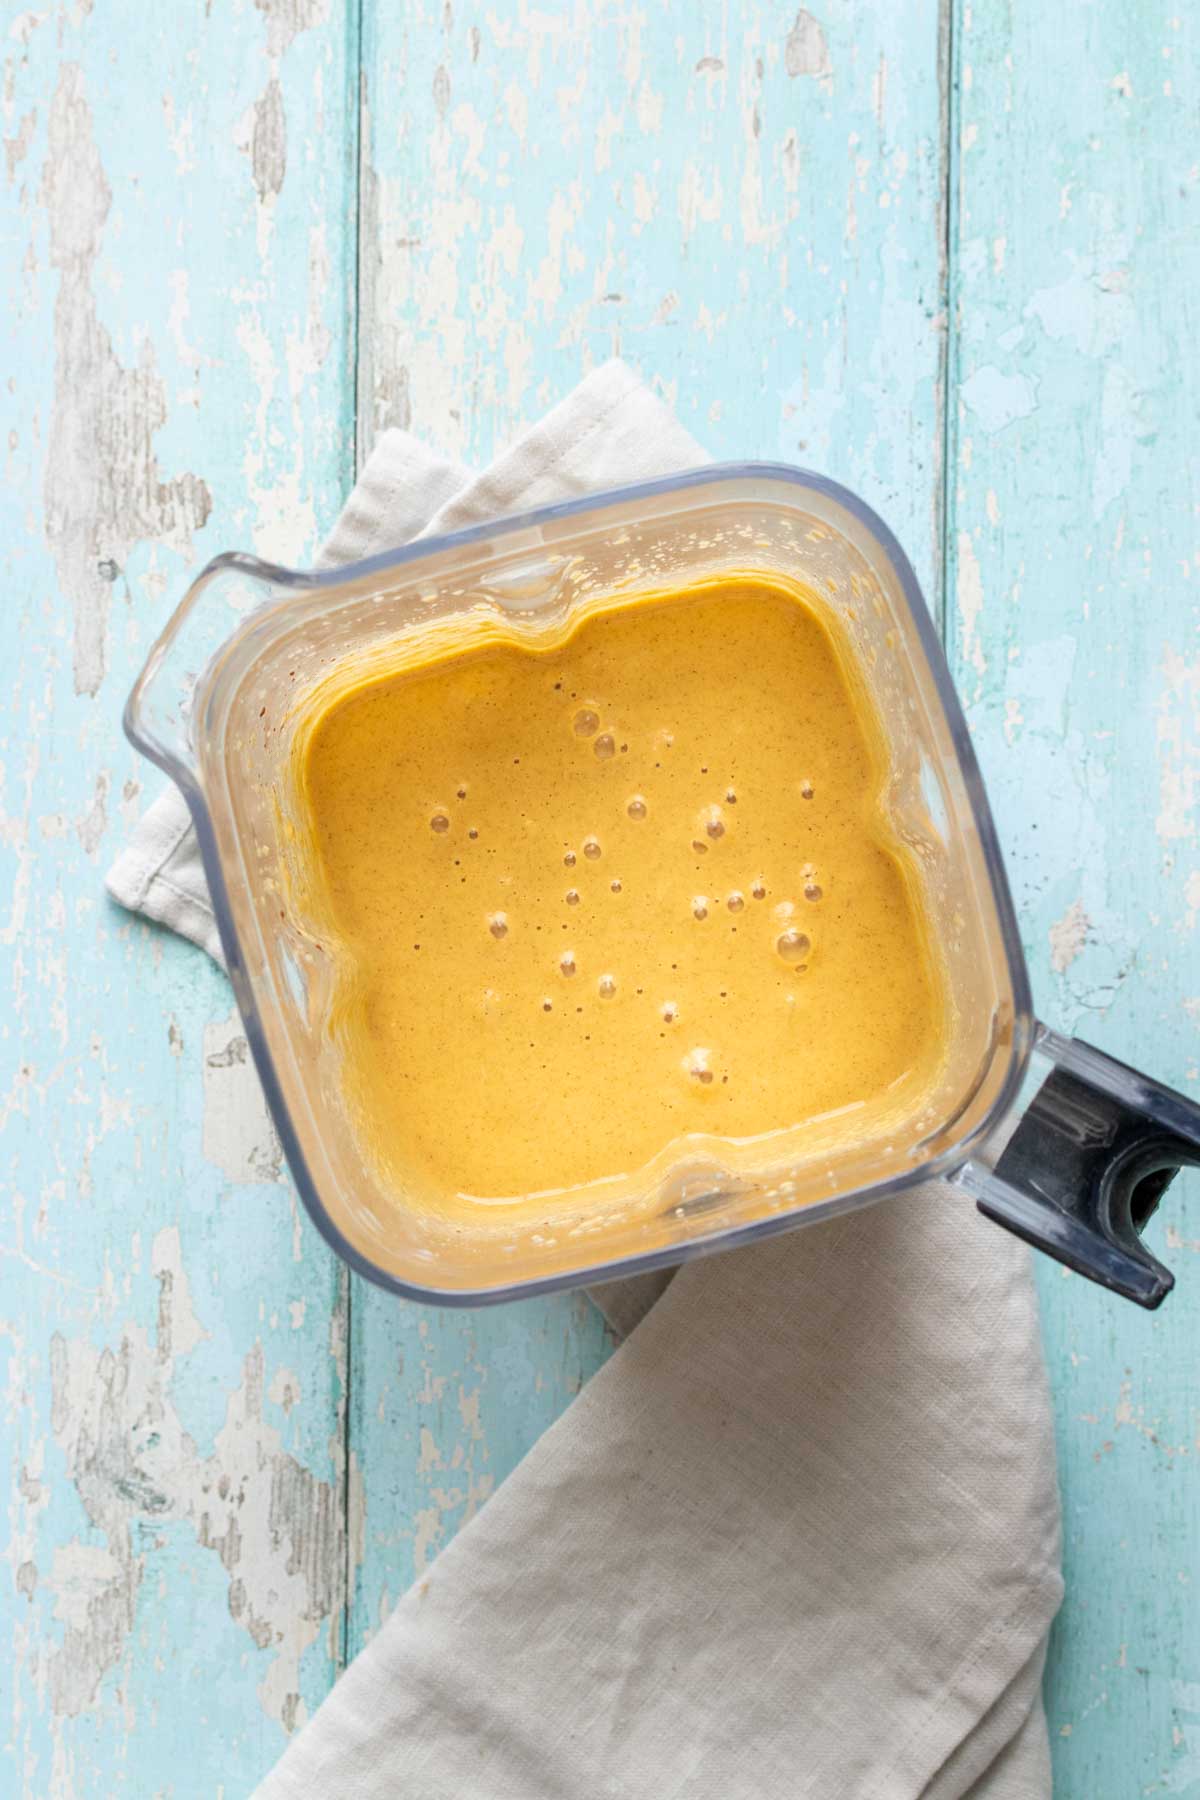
[564,850,577,867]
[468,828,479,840]
[560,952,576,977]
[727,891,745,913]
[725,789,737,804]
[583,837,602,860]
[573,708,600,738]
[565,889,580,906]
[610,878,622,893]
[594,733,616,761]
[800,779,815,800]
[542,998,553,1012]
[661,1002,679,1023]
[703,806,726,840]
[691,896,709,921]
[684,1046,715,1085]
[804,882,823,902]
[597,973,617,999]
[430,812,450,834]
[691,839,708,856]
[751,880,766,900]
[627,795,647,821]
[488,912,508,940]
[776,928,811,965]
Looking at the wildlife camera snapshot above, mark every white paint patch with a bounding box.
[1184,869,1200,930]
[785,10,833,92]
[678,160,723,247]
[632,170,656,226]
[1156,645,1200,842]
[1049,899,1092,973]
[251,76,287,204]
[41,67,211,696]
[8,11,45,47]
[955,531,987,675]
[74,771,109,859]
[254,0,326,60]
[151,1226,206,1359]
[47,1257,349,1729]
[201,1011,284,1184]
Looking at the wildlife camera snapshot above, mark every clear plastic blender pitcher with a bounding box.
[125,465,1200,1308]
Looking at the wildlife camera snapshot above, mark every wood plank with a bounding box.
[946,3,1200,1792]
[0,4,357,1792]
[351,0,947,1657]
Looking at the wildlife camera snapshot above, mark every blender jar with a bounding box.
[124,465,1200,1307]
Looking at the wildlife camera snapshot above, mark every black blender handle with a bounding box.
[958,1026,1200,1309]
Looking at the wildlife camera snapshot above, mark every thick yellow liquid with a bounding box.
[297,577,945,1214]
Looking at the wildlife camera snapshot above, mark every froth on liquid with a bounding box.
[297,576,947,1214]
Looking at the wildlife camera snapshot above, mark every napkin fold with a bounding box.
[107,361,1062,1798]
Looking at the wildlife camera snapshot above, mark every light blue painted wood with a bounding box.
[0,4,358,1793]
[946,4,1200,1794]
[2,1,1197,1794]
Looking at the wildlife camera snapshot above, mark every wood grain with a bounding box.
[1,2,358,1788]
[947,5,1200,1792]
[0,1,1196,1794]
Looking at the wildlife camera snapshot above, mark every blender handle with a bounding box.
[956,1024,1200,1310]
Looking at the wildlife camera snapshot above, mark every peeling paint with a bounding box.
[202,1011,284,1184]
[41,65,211,697]
[1156,646,1200,843]
[1049,899,1092,974]
[254,0,326,62]
[785,9,832,89]
[47,1246,345,1730]
[955,530,986,676]
[252,77,287,202]
[74,771,108,859]
[4,104,36,181]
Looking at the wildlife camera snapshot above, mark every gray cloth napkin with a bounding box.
[107,362,1062,1798]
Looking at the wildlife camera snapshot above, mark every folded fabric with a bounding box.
[107,361,1062,1798]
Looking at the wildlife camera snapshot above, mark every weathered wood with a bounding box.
[3,0,1198,1794]
[0,3,357,1792]
[946,3,1200,1792]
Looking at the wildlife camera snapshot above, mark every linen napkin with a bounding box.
[107,362,1062,1798]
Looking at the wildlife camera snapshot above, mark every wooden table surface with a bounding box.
[2,3,1197,1794]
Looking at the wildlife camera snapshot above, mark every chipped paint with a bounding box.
[201,1011,284,1184]
[41,65,211,698]
[252,77,287,202]
[45,1236,346,1729]
[1156,646,1200,843]
[5,2,1198,1795]
[955,529,986,676]
[3,6,364,1784]
[785,9,833,89]
[1049,899,1092,974]
[254,0,326,61]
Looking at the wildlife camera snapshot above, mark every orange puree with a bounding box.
[295,576,946,1213]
